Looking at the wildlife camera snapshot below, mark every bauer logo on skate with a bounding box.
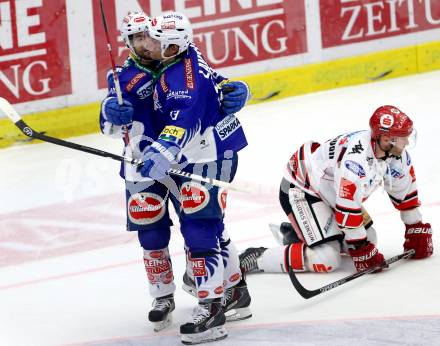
[128,193,165,225]
[180,182,210,214]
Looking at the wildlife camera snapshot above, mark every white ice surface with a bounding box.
[1,71,439,346]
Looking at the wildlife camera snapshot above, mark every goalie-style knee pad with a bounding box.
[284,186,342,247]
[143,247,175,298]
[304,242,341,273]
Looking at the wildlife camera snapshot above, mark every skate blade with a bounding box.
[153,314,172,332]
[181,325,227,345]
[225,306,252,322]
[182,283,197,298]
[269,223,284,245]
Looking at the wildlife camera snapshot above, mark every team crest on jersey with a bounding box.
[180,182,210,214]
[169,110,180,120]
[127,193,165,225]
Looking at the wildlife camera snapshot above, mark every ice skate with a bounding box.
[148,294,175,332]
[239,247,268,273]
[223,277,252,321]
[182,271,197,297]
[180,298,227,345]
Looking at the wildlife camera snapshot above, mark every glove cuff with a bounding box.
[405,223,432,235]
[151,140,180,162]
[348,242,376,258]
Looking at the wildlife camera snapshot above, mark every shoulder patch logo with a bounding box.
[184,59,195,90]
[160,73,169,93]
[126,72,146,92]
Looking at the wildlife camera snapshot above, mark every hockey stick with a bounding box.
[0,98,245,192]
[288,249,415,299]
[99,0,131,148]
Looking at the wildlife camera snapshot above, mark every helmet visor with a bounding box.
[390,128,417,150]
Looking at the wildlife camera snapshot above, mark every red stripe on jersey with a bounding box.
[392,196,420,210]
[335,210,363,228]
[409,166,416,182]
[288,151,305,184]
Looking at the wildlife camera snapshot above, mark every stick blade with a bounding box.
[0,97,22,123]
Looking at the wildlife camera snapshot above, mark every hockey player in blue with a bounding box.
[99,11,251,343]
[137,12,251,345]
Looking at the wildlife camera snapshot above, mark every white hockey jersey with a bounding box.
[284,130,420,242]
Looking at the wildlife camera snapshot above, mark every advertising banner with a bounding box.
[321,0,440,48]
[93,0,306,89]
[0,0,71,103]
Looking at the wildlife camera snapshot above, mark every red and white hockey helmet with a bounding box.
[146,11,193,59]
[120,11,150,58]
[369,105,413,139]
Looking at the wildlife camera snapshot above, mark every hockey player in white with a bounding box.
[240,105,433,275]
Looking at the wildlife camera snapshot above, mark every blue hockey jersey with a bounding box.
[152,44,248,163]
[100,47,248,181]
